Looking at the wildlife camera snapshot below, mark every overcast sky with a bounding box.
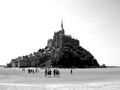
[0,0,120,66]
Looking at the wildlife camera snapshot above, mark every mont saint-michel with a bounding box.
[7,21,99,68]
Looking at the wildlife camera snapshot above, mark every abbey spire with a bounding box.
[60,19,65,35]
[61,19,64,30]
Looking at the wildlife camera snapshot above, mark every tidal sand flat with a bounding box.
[0,67,120,90]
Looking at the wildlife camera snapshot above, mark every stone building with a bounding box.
[47,20,79,48]
[47,39,54,48]
[17,60,31,67]
[10,56,31,68]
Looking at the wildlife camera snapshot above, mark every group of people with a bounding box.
[23,68,73,77]
[45,69,60,77]
[27,68,39,74]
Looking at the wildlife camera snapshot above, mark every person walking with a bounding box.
[53,69,56,76]
[70,69,73,74]
[45,69,47,77]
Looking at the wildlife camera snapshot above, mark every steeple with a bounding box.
[60,19,65,35]
[61,19,64,30]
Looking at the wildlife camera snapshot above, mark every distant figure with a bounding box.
[45,69,47,77]
[53,69,56,76]
[35,68,37,73]
[57,69,60,76]
[48,69,51,77]
[28,69,30,74]
[70,69,73,74]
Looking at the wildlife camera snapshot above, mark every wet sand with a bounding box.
[0,67,120,90]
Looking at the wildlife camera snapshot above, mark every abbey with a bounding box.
[7,20,100,68]
[47,21,79,49]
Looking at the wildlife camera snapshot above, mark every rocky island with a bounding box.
[7,21,99,68]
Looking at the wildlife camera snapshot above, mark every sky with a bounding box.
[0,0,120,66]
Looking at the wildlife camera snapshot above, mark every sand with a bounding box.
[0,67,120,90]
